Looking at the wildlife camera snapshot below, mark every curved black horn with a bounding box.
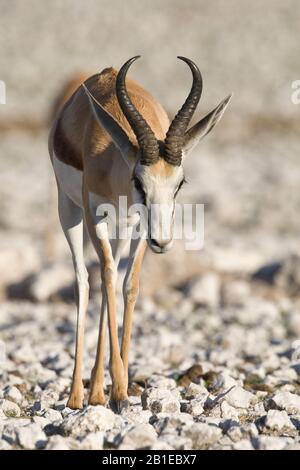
[164,57,203,166]
[116,56,159,165]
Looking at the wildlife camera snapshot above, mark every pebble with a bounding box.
[263,409,296,434]
[182,422,222,449]
[0,399,21,417]
[142,388,181,414]
[60,406,116,437]
[3,386,23,405]
[224,386,255,409]
[46,435,71,450]
[255,436,292,451]
[118,424,157,450]
[186,273,220,308]
[80,431,104,450]
[17,423,48,449]
[220,401,239,420]
[268,391,300,415]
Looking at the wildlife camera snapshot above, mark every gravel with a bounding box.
[1,270,300,450]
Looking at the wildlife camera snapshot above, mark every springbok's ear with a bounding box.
[82,84,134,164]
[183,94,232,157]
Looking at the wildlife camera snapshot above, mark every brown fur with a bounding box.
[53,117,83,171]
[51,67,170,173]
[149,158,177,178]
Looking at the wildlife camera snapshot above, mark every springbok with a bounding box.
[48,56,231,412]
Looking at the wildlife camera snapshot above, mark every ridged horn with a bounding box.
[164,57,203,166]
[116,56,159,165]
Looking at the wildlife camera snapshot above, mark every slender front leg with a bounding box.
[58,189,89,410]
[121,236,147,390]
[89,237,130,406]
[99,230,128,410]
[88,284,107,405]
[84,191,129,411]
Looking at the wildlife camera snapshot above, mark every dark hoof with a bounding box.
[109,399,130,414]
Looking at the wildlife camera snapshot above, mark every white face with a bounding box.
[133,160,185,253]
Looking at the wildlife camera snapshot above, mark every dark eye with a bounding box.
[174,178,186,197]
[133,177,146,205]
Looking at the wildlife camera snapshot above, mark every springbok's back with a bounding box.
[50,68,169,174]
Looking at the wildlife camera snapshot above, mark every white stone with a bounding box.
[0,439,12,450]
[61,406,116,437]
[61,406,75,418]
[33,389,60,410]
[222,280,251,306]
[253,401,265,415]
[233,439,254,450]
[29,262,74,301]
[256,436,291,451]
[42,408,63,422]
[187,399,204,417]
[151,441,174,450]
[9,342,36,363]
[182,423,222,450]
[184,383,208,401]
[150,397,180,414]
[122,408,152,425]
[46,435,70,450]
[270,391,300,414]
[264,409,296,432]
[17,423,47,450]
[187,273,220,307]
[225,386,255,409]
[219,371,238,389]
[118,424,157,450]
[284,442,300,450]
[18,362,57,384]
[227,425,244,442]
[220,401,239,420]
[0,399,21,417]
[2,418,31,445]
[272,368,298,381]
[160,432,192,450]
[153,412,193,436]
[48,377,70,394]
[147,375,177,390]
[243,422,259,438]
[288,313,300,337]
[80,431,104,450]
[3,386,23,405]
[142,388,180,414]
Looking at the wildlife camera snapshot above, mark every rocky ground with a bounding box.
[1,259,300,450]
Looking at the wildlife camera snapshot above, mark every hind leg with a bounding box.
[58,188,89,409]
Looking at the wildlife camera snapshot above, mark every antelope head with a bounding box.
[84,56,232,254]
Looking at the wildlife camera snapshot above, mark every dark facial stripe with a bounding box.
[133,176,146,205]
[174,178,186,197]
